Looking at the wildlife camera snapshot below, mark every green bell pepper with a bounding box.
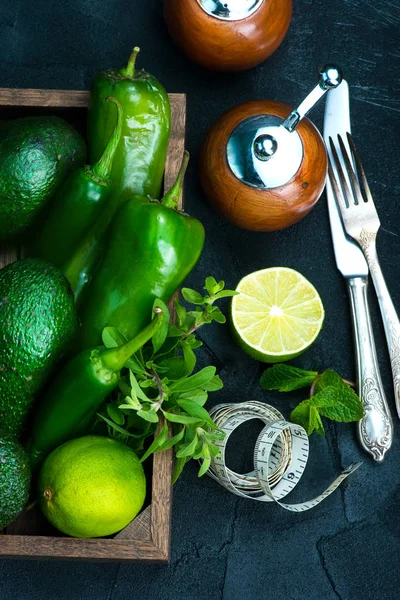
[27,307,164,471]
[87,47,171,203]
[78,152,205,348]
[31,97,123,269]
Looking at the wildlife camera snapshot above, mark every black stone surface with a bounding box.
[1,0,400,598]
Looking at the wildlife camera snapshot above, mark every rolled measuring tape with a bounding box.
[205,401,362,512]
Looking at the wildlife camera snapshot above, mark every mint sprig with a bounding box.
[97,278,237,483]
[261,364,364,436]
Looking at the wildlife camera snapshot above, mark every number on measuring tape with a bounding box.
[204,401,362,512]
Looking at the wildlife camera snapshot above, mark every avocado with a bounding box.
[0,258,78,436]
[0,116,86,239]
[0,435,31,530]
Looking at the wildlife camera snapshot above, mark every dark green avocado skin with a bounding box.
[0,258,78,436]
[0,435,31,529]
[0,116,86,239]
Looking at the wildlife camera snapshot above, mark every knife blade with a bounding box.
[324,81,367,277]
[324,81,393,461]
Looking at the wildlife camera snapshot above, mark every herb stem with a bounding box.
[184,305,211,337]
[342,377,356,388]
[151,369,165,410]
[309,376,319,398]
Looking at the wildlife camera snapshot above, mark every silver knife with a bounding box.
[324,80,393,461]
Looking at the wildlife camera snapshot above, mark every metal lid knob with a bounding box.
[196,0,264,21]
[226,65,344,190]
[253,134,278,161]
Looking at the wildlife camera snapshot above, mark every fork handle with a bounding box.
[359,233,400,420]
[348,277,393,461]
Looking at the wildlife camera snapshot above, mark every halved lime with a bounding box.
[232,267,324,363]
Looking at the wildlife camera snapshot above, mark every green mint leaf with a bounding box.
[313,408,325,436]
[172,456,189,484]
[159,356,189,380]
[205,431,225,442]
[211,307,227,324]
[260,364,318,392]
[198,448,211,477]
[139,421,169,462]
[290,403,325,436]
[177,399,218,429]
[186,338,202,350]
[204,276,219,295]
[102,326,125,348]
[152,299,170,353]
[202,375,223,392]
[179,388,208,406]
[182,341,196,375]
[169,366,216,393]
[206,441,222,457]
[175,299,187,328]
[126,354,146,375]
[176,434,198,458]
[107,403,125,426]
[163,411,204,425]
[139,379,156,388]
[154,336,181,359]
[181,288,205,305]
[167,324,185,338]
[97,414,139,438]
[137,409,159,423]
[129,371,150,403]
[213,290,239,300]
[184,314,196,331]
[122,394,142,410]
[155,428,185,453]
[290,402,312,433]
[119,379,131,396]
[310,385,364,422]
[315,370,354,395]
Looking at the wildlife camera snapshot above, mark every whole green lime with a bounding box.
[38,436,146,538]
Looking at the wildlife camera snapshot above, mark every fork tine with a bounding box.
[337,134,364,206]
[329,136,352,209]
[347,133,374,204]
[327,143,350,220]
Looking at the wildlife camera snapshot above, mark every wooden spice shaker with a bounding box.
[164,0,292,71]
[200,66,343,231]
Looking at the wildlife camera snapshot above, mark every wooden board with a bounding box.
[0,88,186,562]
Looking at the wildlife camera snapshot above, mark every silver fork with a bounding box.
[328,132,400,419]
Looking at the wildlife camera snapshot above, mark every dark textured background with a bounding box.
[1,0,400,598]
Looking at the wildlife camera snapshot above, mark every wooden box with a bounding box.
[0,88,186,562]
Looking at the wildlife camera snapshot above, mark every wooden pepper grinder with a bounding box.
[200,65,343,231]
[164,0,292,71]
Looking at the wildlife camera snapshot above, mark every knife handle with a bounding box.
[348,277,393,461]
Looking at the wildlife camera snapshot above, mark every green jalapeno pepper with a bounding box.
[87,47,171,203]
[27,307,164,471]
[78,152,205,349]
[31,97,123,269]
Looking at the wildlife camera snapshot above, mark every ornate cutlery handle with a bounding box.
[359,232,400,420]
[348,277,393,461]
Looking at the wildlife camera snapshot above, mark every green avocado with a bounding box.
[0,435,31,530]
[0,116,86,239]
[0,258,78,436]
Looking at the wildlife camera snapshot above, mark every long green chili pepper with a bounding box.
[26,307,164,471]
[78,151,205,349]
[31,97,123,270]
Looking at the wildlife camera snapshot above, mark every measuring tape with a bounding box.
[205,401,362,512]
